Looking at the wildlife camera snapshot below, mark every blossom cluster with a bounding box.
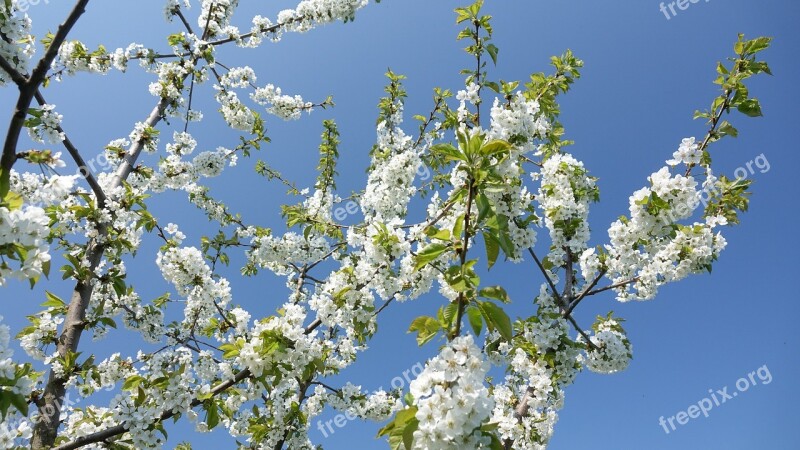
[579,316,632,374]
[409,335,493,448]
[147,131,233,194]
[157,246,232,333]
[666,137,701,167]
[487,286,581,449]
[216,89,256,131]
[0,204,51,287]
[277,0,369,33]
[482,93,546,258]
[0,1,34,85]
[0,315,35,446]
[323,383,400,421]
[26,104,65,144]
[247,231,332,276]
[198,0,239,38]
[11,166,78,207]
[603,154,727,300]
[0,315,35,406]
[252,84,314,121]
[360,108,421,222]
[538,153,598,267]
[488,93,549,151]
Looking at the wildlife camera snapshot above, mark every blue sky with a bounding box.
[2,1,799,449]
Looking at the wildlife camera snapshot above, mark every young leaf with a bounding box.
[483,232,500,270]
[737,98,763,117]
[478,301,512,340]
[408,316,442,346]
[466,306,483,335]
[414,243,448,270]
[478,286,510,303]
[480,139,512,157]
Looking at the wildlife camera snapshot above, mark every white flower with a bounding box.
[26,104,65,144]
[251,84,313,120]
[410,335,493,449]
[666,137,701,166]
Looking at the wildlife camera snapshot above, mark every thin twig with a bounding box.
[33,90,107,206]
[566,269,607,315]
[527,248,561,304]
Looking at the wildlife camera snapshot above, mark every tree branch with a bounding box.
[585,276,639,297]
[33,90,107,206]
[453,181,475,338]
[1,0,91,185]
[0,54,28,87]
[527,248,561,304]
[52,369,253,450]
[566,269,607,315]
[32,91,175,448]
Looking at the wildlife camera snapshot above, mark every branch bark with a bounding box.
[1,0,90,185]
[453,181,475,338]
[31,98,171,450]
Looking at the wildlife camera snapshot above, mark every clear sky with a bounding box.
[2,1,799,449]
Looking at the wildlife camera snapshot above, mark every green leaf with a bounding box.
[136,386,146,406]
[3,191,22,210]
[167,33,185,46]
[477,301,512,340]
[0,167,9,200]
[205,400,220,429]
[426,228,451,241]
[7,393,28,417]
[452,213,465,239]
[0,392,9,419]
[717,121,738,138]
[466,306,483,336]
[408,316,441,346]
[41,291,66,309]
[122,375,145,391]
[486,43,499,65]
[746,36,772,54]
[480,139,512,157]
[403,418,419,450]
[479,286,510,303]
[737,98,763,117]
[414,243,448,270]
[476,192,494,223]
[483,232,500,270]
[430,143,464,162]
[99,317,117,329]
[439,302,459,330]
[378,406,419,445]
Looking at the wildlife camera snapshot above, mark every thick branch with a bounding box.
[1,0,90,181]
[453,182,475,338]
[0,54,28,86]
[32,96,172,450]
[562,248,574,304]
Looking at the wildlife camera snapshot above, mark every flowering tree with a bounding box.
[0,0,772,449]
